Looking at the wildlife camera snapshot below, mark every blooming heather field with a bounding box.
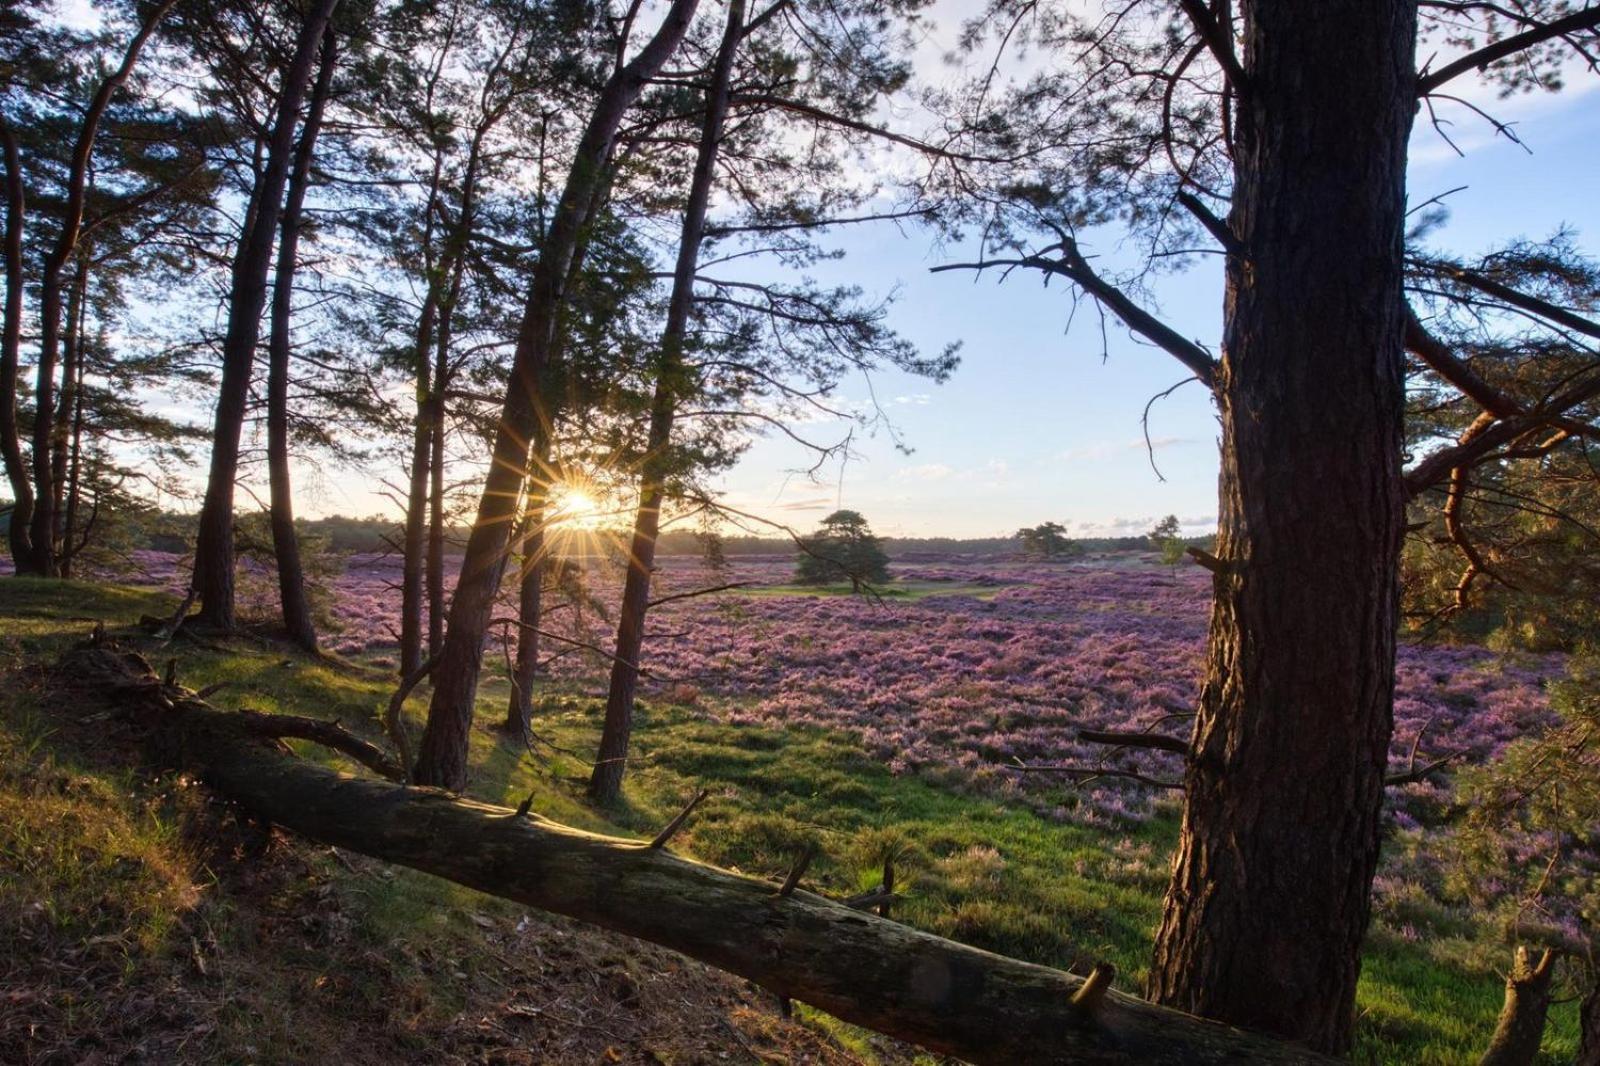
[119,550,1560,827]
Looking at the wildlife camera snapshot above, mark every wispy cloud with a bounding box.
[896,463,954,481]
[1059,436,1198,463]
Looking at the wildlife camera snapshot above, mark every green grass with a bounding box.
[0,575,1582,1063]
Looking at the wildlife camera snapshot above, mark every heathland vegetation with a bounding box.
[4,0,1600,1062]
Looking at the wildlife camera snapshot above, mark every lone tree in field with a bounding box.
[796,509,890,592]
[1015,521,1077,559]
[937,0,1600,1053]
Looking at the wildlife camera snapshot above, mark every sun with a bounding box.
[545,481,605,530]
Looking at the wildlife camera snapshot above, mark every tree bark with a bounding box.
[72,643,1332,1066]
[412,0,702,790]
[0,119,35,573]
[399,150,444,678]
[427,361,446,658]
[399,366,433,676]
[1579,974,1600,1066]
[1478,947,1556,1066]
[49,260,89,557]
[59,327,88,577]
[191,0,339,631]
[266,31,338,652]
[28,0,175,577]
[504,505,544,739]
[589,0,743,804]
[1145,2,1416,1055]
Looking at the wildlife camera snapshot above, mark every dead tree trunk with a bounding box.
[412,0,701,790]
[1478,947,1556,1066]
[191,0,339,631]
[589,0,743,804]
[266,31,338,653]
[0,118,35,573]
[71,643,1332,1066]
[1145,2,1416,1055]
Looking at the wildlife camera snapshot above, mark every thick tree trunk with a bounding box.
[1478,947,1556,1066]
[412,0,701,790]
[0,120,35,573]
[191,0,339,631]
[73,643,1331,1066]
[1145,2,1416,1054]
[266,32,337,652]
[504,506,544,739]
[589,0,743,804]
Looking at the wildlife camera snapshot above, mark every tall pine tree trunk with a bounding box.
[504,503,544,739]
[266,31,337,652]
[60,347,87,577]
[1145,1,1416,1054]
[411,0,701,790]
[589,0,743,804]
[399,155,445,678]
[48,260,88,558]
[28,0,174,577]
[426,342,447,659]
[192,0,339,630]
[0,120,35,573]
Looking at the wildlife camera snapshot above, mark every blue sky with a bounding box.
[703,14,1600,539]
[283,3,1600,540]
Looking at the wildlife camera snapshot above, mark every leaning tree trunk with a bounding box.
[191,0,339,631]
[1478,947,1556,1066]
[74,642,1332,1066]
[266,32,338,652]
[589,0,743,804]
[1145,2,1416,1055]
[411,0,701,790]
[0,119,36,573]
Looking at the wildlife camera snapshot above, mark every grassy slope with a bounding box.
[0,576,1579,1063]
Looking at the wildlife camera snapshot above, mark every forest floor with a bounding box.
[0,574,1583,1064]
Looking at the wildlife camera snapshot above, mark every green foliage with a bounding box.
[1147,514,1181,546]
[1448,650,1600,979]
[1014,521,1080,559]
[794,509,890,592]
[1147,515,1184,569]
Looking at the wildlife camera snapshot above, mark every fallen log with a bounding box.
[70,643,1332,1065]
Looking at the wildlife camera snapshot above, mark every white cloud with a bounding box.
[897,463,955,481]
